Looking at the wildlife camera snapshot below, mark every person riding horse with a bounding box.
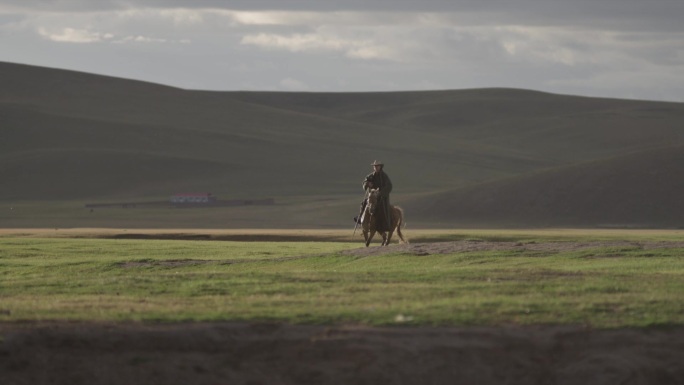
[361,160,393,232]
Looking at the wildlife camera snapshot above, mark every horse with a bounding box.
[361,188,408,247]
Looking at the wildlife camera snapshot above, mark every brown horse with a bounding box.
[362,188,408,247]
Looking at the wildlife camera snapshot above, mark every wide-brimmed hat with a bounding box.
[370,160,384,166]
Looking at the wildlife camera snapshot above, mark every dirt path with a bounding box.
[2,322,684,385]
[342,240,684,257]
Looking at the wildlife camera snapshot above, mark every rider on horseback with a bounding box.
[361,160,393,232]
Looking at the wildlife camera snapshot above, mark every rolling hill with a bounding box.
[2,61,684,228]
[407,145,684,228]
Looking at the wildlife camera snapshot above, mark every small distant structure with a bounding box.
[85,193,274,209]
[170,193,217,204]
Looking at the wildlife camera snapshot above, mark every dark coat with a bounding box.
[363,170,393,231]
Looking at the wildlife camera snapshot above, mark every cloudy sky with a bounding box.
[1,0,683,101]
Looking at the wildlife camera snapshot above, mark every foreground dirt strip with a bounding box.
[3,228,684,243]
[1,322,683,385]
[0,228,356,242]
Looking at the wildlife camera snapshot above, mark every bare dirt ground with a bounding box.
[3,227,684,243]
[2,322,684,385]
[4,230,684,384]
[0,228,352,242]
[342,239,684,257]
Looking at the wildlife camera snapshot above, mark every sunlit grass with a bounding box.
[2,234,684,328]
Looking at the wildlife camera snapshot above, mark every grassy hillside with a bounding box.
[1,63,551,201]
[2,61,684,227]
[231,90,684,162]
[409,144,684,228]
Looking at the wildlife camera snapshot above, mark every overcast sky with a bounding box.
[1,0,683,101]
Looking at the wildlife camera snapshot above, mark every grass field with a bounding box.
[2,229,684,328]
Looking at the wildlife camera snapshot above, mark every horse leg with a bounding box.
[394,207,408,244]
[361,213,370,244]
[396,225,407,244]
[384,228,394,246]
[366,229,376,247]
[383,209,397,246]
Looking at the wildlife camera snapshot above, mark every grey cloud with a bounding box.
[0,0,117,12]
[0,13,24,23]
[4,1,683,33]
[5,0,684,20]
[1,0,683,101]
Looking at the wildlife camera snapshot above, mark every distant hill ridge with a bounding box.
[2,61,684,227]
[410,144,684,227]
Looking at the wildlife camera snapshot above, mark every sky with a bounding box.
[1,0,683,102]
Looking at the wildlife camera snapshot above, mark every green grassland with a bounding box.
[2,231,684,327]
[0,195,360,229]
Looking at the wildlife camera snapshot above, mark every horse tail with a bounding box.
[395,206,409,244]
